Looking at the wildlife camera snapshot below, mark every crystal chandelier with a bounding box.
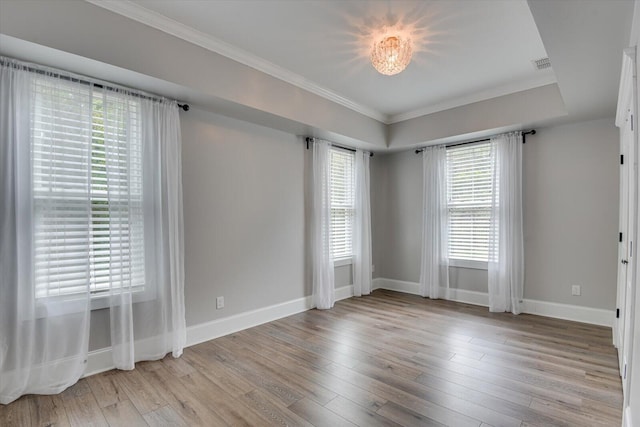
[370,35,413,76]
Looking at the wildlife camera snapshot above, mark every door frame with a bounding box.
[616,46,638,422]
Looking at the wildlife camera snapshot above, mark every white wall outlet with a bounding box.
[571,285,581,296]
[216,296,224,309]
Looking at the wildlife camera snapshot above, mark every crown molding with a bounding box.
[388,73,558,124]
[84,0,389,123]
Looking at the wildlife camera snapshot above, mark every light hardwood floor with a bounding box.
[0,290,623,426]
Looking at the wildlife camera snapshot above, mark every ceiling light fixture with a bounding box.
[370,35,413,76]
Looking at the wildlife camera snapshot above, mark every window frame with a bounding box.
[329,147,356,266]
[446,141,493,270]
[31,81,153,314]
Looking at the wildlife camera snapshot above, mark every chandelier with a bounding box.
[370,35,413,76]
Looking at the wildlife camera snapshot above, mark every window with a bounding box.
[32,79,145,300]
[329,148,355,261]
[446,142,493,268]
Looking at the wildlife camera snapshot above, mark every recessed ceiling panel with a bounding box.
[132,0,553,120]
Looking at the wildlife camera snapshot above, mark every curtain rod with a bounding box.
[0,57,190,112]
[305,137,374,157]
[93,82,190,112]
[414,130,536,154]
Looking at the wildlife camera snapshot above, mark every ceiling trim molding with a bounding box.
[388,73,558,124]
[84,0,389,123]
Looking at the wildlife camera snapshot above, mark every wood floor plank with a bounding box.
[58,379,92,400]
[288,397,357,427]
[529,397,615,426]
[111,369,166,415]
[181,349,255,397]
[240,389,314,427]
[322,363,483,427]
[160,354,197,378]
[59,380,108,427]
[329,361,523,427]
[143,405,188,427]
[177,371,269,426]
[195,340,304,407]
[231,328,390,411]
[29,395,70,427]
[376,401,449,427]
[236,326,333,369]
[86,371,128,408]
[325,395,403,427]
[450,353,621,407]
[1,396,34,427]
[214,334,339,405]
[137,362,228,426]
[409,349,585,408]
[100,400,147,427]
[414,372,568,426]
[1,290,623,426]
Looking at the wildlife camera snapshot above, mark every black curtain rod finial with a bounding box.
[178,103,190,111]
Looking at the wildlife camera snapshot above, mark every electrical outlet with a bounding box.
[571,285,581,296]
[216,296,224,309]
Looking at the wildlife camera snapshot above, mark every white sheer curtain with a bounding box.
[419,146,450,299]
[312,140,335,309]
[0,57,185,403]
[488,131,524,314]
[353,150,372,297]
[1,58,92,405]
[105,89,186,369]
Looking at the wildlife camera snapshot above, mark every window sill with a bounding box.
[88,286,155,310]
[449,259,488,270]
[32,286,155,319]
[334,257,353,267]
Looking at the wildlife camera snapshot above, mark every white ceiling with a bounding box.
[528,0,634,123]
[105,0,556,123]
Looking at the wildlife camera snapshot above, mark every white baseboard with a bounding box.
[449,288,490,307]
[187,284,353,347]
[85,285,354,377]
[85,348,114,377]
[185,295,313,348]
[521,298,614,327]
[335,284,355,301]
[624,406,633,427]
[372,277,420,295]
[372,277,615,328]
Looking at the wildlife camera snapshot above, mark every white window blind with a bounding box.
[32,79,145,299]
[330,148,355,260]
[446,142,493,262]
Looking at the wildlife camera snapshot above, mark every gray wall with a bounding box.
[181,108,307,327]
[370,154,388,279]
[388,84,567,149]
[182,108,355,325]
[374,150,422,282]
[372,117,619,309]
[523,118,618,308]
